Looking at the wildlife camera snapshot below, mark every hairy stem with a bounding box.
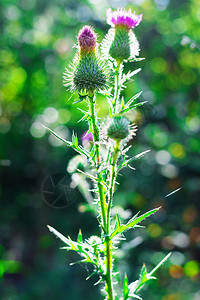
[107,140,120,231]
[89,93,117,300]
[89,93,107,230]
[105,140,120,300]
[113,62,122,113]
[105,235,113,300]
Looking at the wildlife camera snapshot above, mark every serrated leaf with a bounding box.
[73,94,87,104]
[77,108,91,122]
[120,101,147,114]
[148,252,171,277]
[123,274,129,300]
[77,169,98,182]
[128,294,142,300]
[48,226,102,271]
[121,150,151,169]
[44,126,91,159]
[133,253,171,294]
[43,126,72,147]
[125,92,143,108]
[116,214,121,228]
[121,69,142,85]
[47,225,72,247]
[130,57,145,62]
[120,97,125,111]
[72,132,78,147]
[110,207,160,239]
[77,229,83,243]
[139,264,148,287]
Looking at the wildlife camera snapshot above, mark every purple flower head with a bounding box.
[81,131,93,143]
[78,26,97,53]
[106,8,142,30]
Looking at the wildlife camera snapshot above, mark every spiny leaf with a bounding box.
[47,225,72,247]
[77,169,109,190]
[110,207,160,239]
[128,295,142,300]
[73,93,88,104]
[77,229,83,243]
[43,125,72,147]
[121,69,142,85]
[44,125,91,159]
[123,274,129,300]
[116,214,121,228]
[120,101,147,114]
[122,150,151,168]
[72,132,78,147]
[148,252,171,277]
[133,253,171,294]
[120,97,125,111]
[77,108,91,123]
[129,57,145,62]
[126,91,143,107]
[77,169,98,182]
[136,264,150,291]
[118,150,150,171]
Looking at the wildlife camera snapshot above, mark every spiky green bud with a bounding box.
[101,9,142,63]
[109,27,131,62]
[107,116,130,141]
[63,26,109,94]
[73,53,107,93]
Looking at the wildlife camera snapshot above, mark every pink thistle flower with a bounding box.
[78,26,97,53]
[81,131,93,143]
[106,8,142,30]
[81,131,93,149]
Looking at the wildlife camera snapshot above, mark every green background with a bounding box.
[0,0,200,299]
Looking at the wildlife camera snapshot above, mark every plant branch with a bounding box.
[105,140,120,300]
[113,62,122,113]
[107,140,120,232]
[89,93,107,230]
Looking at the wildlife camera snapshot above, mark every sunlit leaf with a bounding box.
[110,207,160,238]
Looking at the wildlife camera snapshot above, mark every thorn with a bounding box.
[164,187,182,198]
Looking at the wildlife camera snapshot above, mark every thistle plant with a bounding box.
[46,8,171,300]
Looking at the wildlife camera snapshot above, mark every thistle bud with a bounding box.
[102,8,142,63]
[107,116,130,141]
[78,26,97,54]
[107,116,138,141]
[63,26,109,94]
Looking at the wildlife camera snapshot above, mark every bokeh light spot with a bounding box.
[147,223,162,238]
[184,260,200,278]
[30,122,46,138]
[151,57,167,73]
[160,164,179,179]
[169,265,184,278]
[156,150,171,165]
[169,143,186,159]
[183,207,197,223]
[43,107,58,124]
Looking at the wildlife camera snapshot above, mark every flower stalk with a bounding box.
[46,8,171,300]
[113,62,122,113]
[89,92,107,229]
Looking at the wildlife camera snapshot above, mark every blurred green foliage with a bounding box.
[0,0,200,299]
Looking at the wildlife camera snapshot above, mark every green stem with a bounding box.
[89,93,107,230]
[105,140,120,300]
[89,93,117,300]
[107,140,120,231]
[105,235,113,300]
[113,62,122,113]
